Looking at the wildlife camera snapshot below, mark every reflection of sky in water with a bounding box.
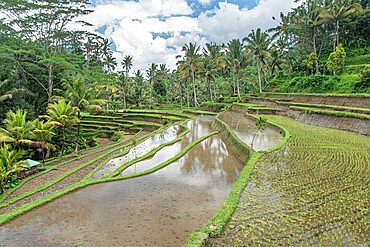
[91,125,179,178]
[121,116,217,176]
[218,112,283,151]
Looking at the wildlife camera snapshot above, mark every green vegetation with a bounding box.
[208,115,370,246]
[290,106,370,119]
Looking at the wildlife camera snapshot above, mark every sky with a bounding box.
[84,0,301,72]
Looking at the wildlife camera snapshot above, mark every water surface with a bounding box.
[218,111,283,151]
[0,116,243,247]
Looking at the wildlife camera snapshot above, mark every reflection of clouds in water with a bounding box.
[92,125,180,178]
[218,111,282,151]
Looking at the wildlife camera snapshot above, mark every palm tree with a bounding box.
[203,42,227,72]
[318,0,363,50]
[179,42,201,107]
[122,55,133,76]
[0,109,35,149]
[44,100,78,157]
[32,119,56,162]
[244,28,271,93]
[226,39,244,99]
[146,63,157,108]
[0,144,25,193]
[133,70,145,107]
[117,73,134,111]
[199,57,218,103]
[60,75,102,152]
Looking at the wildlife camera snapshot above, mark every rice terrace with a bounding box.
[0,0,369,246]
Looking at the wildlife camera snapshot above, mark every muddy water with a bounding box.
[92,125,180,178]
[218,111,283,151]
[0,116,244,247]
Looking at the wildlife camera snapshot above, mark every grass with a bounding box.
[290,106,370,120]
[277,101,370,114]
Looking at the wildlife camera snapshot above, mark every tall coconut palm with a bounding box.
[146,63,157,108]
[117,73,134,111]
[244,28,271,93]
[133,70,145,107]
[203,42,227,73]
[122,55,133,76]
[199,57,219,103]
[44,100,78,157]
[226,39,244,99]
[318,0,363,50]
[179,42,201,107]
[0,109,35,149]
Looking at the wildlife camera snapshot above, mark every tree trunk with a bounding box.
[313,31,319,74]
[47,63,53,102]
[192,74,199,107]
[232,70,236,95]
[208,78,213,103]
[334,20,339,51]
[123,93,127,111]
[257,61,262,93]
[76,111,81,153]
[236,73,241,101]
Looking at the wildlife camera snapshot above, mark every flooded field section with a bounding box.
[218,111,283,151]
[0,116,244,247]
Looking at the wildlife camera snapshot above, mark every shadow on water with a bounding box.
[0,116,244,247]
[218,111,283,151]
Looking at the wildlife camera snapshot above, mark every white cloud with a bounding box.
[198,0,212,5]
[85,0,300,72]
[198,0,300,43]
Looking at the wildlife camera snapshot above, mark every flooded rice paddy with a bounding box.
[0,113,288,246]
[0,116,243,246]
[218,111,282,151]
[92,124,180,178]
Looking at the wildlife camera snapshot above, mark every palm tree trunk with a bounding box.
[208,78,213,103]
[334,20,339,51]
[236,73,241,101]
[232,70,236,95]
[123,93,127,111]
[192,74,199,107]
[76,111,81,153]
[47,63,53,102]
[257,61,262,93]
[313,31,319,74]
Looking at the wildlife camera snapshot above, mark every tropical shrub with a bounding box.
[353,69,370,93]
[0,145,25,193]
[277,75,338,93]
